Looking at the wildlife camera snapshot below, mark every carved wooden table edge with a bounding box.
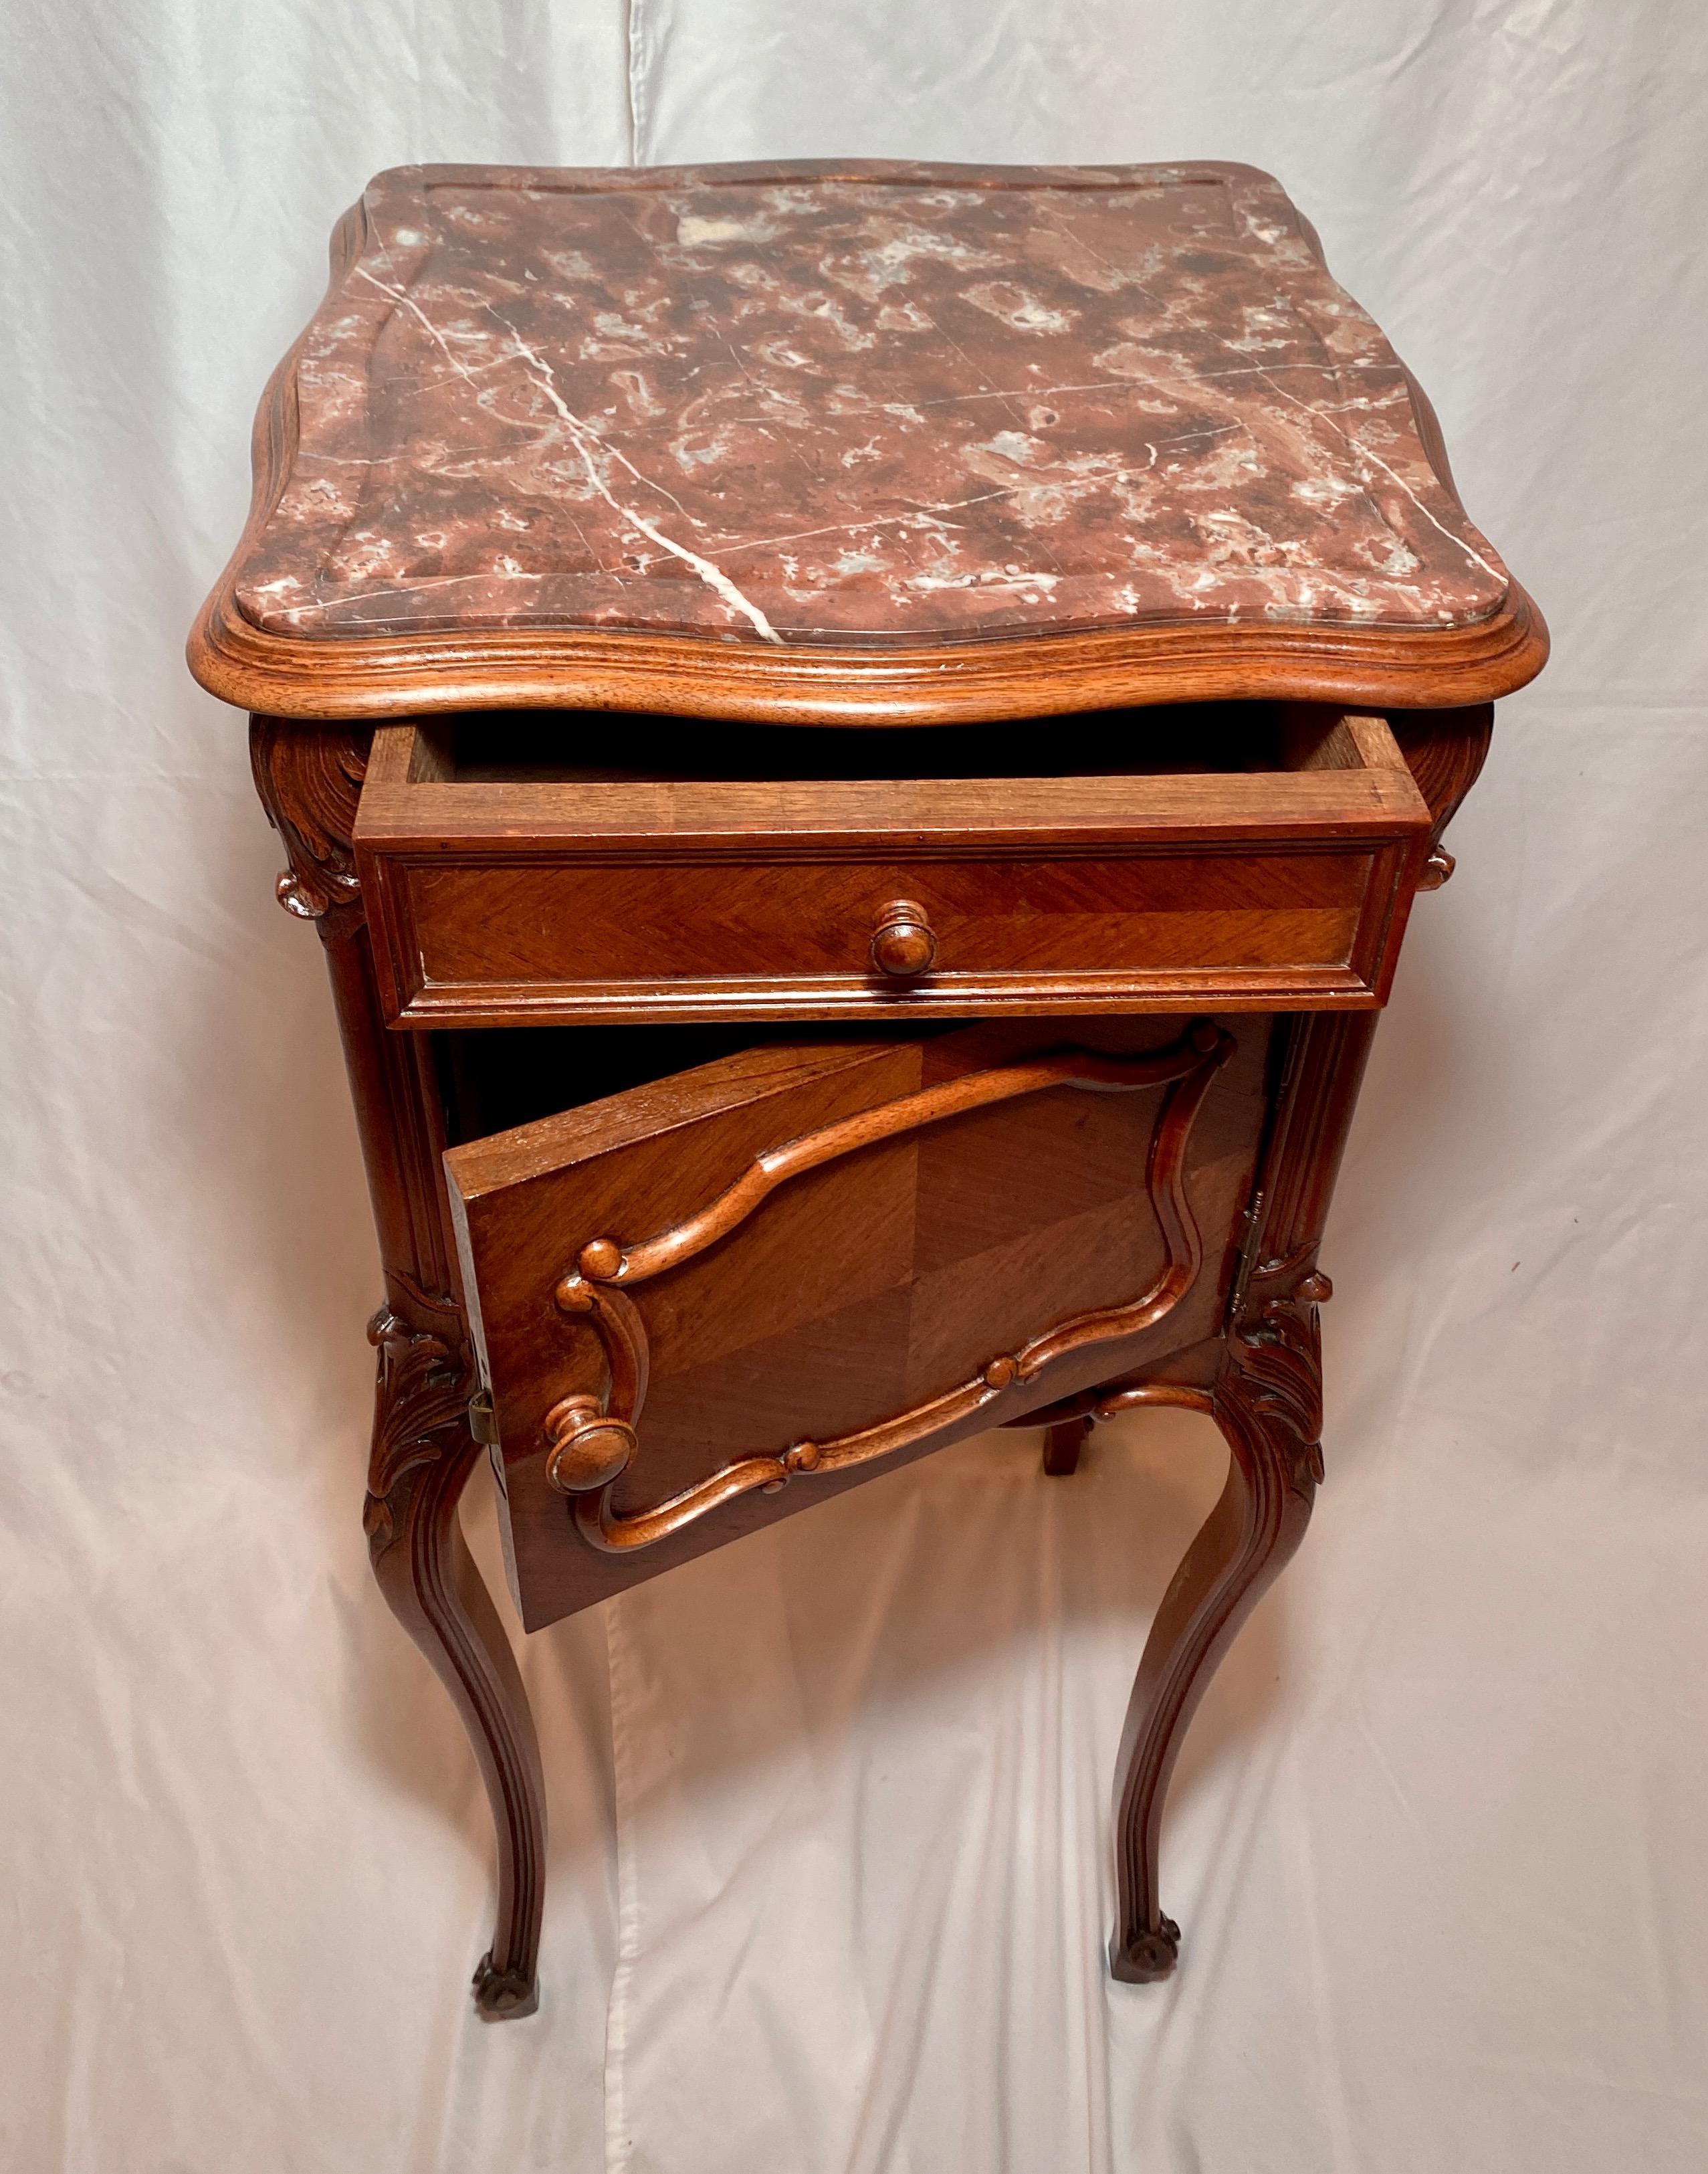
[194,585,1547,726]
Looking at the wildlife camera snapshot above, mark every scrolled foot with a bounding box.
[1108,1915,1181,1984]
[472,1951,539,2019]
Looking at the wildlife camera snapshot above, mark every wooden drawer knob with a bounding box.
[870,898,938,978]
[543,1395,637,1494]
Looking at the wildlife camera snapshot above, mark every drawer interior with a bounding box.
[435,1019,958,1146]
[356,700,1428,852]
[393,699,1376,788]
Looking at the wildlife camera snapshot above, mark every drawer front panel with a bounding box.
[367,842,1413,1023]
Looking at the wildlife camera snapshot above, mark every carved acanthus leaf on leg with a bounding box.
[362,1306,475,1557]
[1224,1253,1329,1502]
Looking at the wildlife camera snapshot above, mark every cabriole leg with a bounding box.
[1101,1288,1324,1981]
[249,718,548,2020]
[365,1308,547,2018]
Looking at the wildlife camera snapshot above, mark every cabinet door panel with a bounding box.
[446,1017,1272,1629]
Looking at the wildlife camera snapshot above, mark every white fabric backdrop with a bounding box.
[3,5,1706,2169]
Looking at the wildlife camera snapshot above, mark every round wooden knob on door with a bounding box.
[543,1395,637,1494]
[869,899,938,979]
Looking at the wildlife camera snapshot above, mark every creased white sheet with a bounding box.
[2,3,1706,2169]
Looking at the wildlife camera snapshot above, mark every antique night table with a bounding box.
[189,160,1545,2018]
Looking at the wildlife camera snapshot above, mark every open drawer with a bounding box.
[443,1011,1272,1630]
[356,705,1432,1027]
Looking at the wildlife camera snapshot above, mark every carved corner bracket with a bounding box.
[249,716,370,939]
[1388,704,1493,896]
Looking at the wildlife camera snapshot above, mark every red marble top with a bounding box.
[233,161,1513,652]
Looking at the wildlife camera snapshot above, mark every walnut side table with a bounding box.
[189,160,1545,2019]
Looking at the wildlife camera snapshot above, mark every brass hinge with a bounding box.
[468,1387,499,1446]
[1226,1189,1267,1326]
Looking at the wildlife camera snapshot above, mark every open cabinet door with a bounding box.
[445,1017,1273,1630]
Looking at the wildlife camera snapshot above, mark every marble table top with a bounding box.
[231,161,1515,654]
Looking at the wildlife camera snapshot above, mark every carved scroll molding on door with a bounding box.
[544,1022,1235,1554]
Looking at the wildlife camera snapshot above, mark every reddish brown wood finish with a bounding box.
[247,690,1495,2014]
[443,1015,1272,1628]
[1041,1416,1091,1476]
[251,719,546,2019]
[1099,1010,1365,1979]
[448,1021,1242,1608]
